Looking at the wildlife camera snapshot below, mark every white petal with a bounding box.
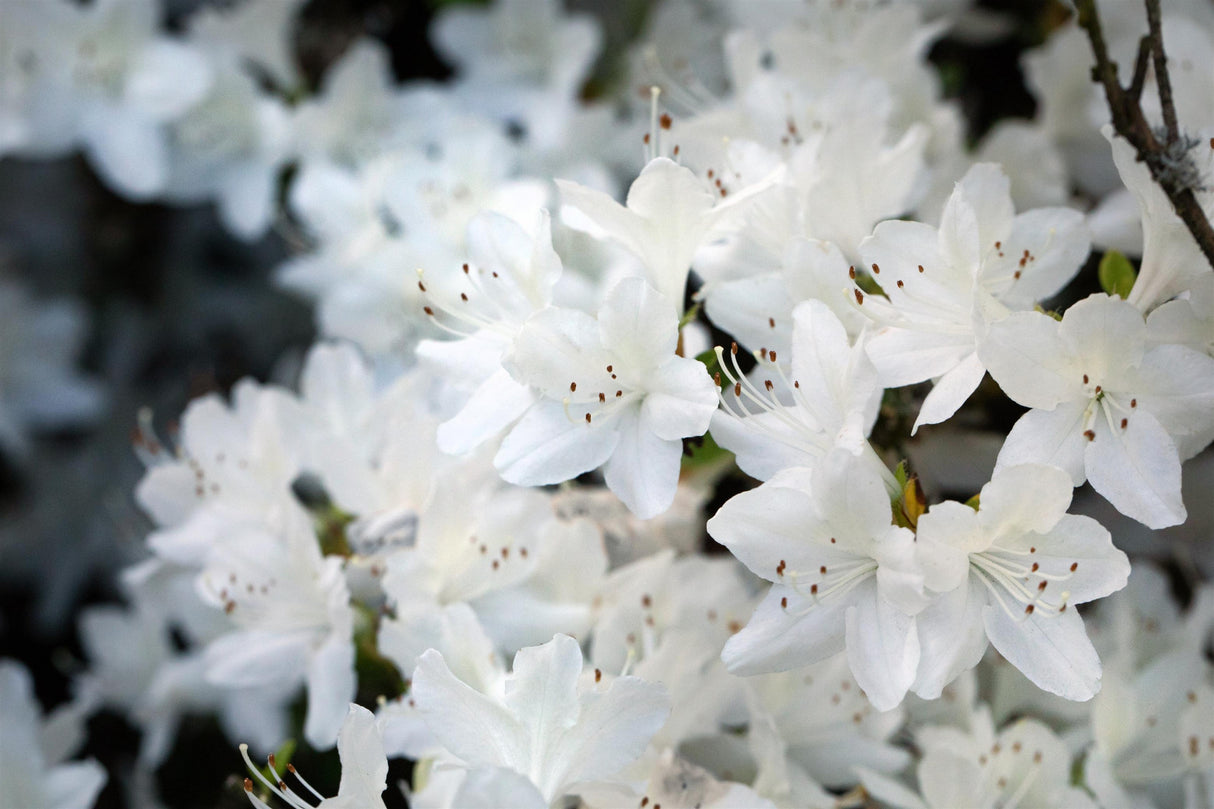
[411,649,527,773]
[844,583,919,712]
[640,356,717,441]
[602,409,682,519]
[43,760,107,809]
[597,277,678,368]
[437,368,536,455]
[495,400,620,486]
[866,327,973,388]
[125,40,212,121]
[982,603,1101,701]
[721,587,847,675]
[912,351,986,433]
[1134,344,1214,460]
[304,636,357,749]
[1084,409,1185,529]
[451,767,548,809]
[333,705,388,805]
[80,103,167,199]
[980,463,1074,535]
[994,403,1088,485]
[979,310,1077,409]
[911,576,988,699]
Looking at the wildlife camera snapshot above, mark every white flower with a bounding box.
[497,277,718,518]
[914,464,1130,701]
[856,162,1089,432]
[980,292,1214,528]
[241,703,388,809]
[710,299,884,482]
[417,210,562,455]
[858,707,1098,809]
[410,633,671,806]
[0,660,106,809]
[707,447,927,711]
[2,0,212,198]
[556,157,772,308]
[1106,126,1214,313]
[199,512,356,749]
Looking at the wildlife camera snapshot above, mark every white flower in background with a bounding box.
[291,39,409,169]
[162,58,291,240]
[0,660,106,809]
[914,464,1130,701]
[432,0,602,152]
[858,706,1098,809]
[856,162,1089,432]
[186,0,305,91]
[707,447,927,710]
[241,703,388,809]
[417,210,562,455]
[1106,127,1214,313]
[498,277,717,518]
[0,280,104,457]
[0,0,212,198]
[410,633,671,807]
[710,299,884,482]
[981,293,1214,528]
[198,512,355,749]
[746,652,911,792]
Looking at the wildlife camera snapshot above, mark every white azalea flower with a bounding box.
[859,707,1098,809]
[417,210,562,455]
[498,277,718,518]
[199,512,356,749]
[241,703,388,809]
[410,633,671,806]
[1106,126,1214,313]
[2,0,212,198]
[710,299,884,482]
[856,162,1089,432]
[914,464,1130,701]
[0,660,106,809]
[556,157,773,308]
[980,293,1214,528]
[707,447,927,711]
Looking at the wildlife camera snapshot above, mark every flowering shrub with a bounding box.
[2,0,1213,807]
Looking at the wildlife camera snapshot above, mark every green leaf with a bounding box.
[1098,250,1137,299]
[682,432,730,469]
[965,493,981,510]
[893,460,910,490]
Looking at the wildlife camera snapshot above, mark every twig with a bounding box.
[1074,0,1214,272]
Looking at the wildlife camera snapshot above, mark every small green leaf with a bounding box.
[965,493,981,510]
[1098,250,1137,299]
[682,432,730,469]
[893,460,910,490]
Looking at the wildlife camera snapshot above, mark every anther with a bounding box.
[854,290,864,305]
[871,263,880,274]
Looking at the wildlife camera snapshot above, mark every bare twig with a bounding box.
[1074,0,1214,272]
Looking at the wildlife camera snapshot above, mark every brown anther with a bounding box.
[768,317,776,328]
[819,565,827,574]
[1031,562,1039,572]
[781,597,788,608]
[1121,418,1128,429]
[1025,604,1035,614]
[764,380,774,391]
[520,547,528,558]
[1038,580,1048,591]
[606,364,613,372]
[1131,398,1137,407]
[776,560,786,575]
[616,390,623,397]
[641,594,652,608]
[848,266,856,279]
[917,264,924,273]
[830,537,836,543]
[599,392,606,402]
[1083,374,1089,384]
[730,342,738,355]
[462,263,470,274]
[1084,429,1096,441]
[585,413,592,423]
[1070,562,1078,571]
[642,133,650,145]
[491,560,499,570]
[810,584,818,595]
[871,263,880,274]
[659,113,672,129]
[1014,270,1022,279]
[1033,751,1043,763]
[734,382,742,397]
[595,668,602,682]
[418,280,426,291]
[854,290,864,305]
[460,292,468,301]
[244,778,253,792]
[423,306,435,316]
[769,350,777,361]
[897,280,905,288]
[570,382,576,392]
[1095,385,1102,394]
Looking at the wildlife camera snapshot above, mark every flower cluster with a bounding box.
[2,0,1214,808]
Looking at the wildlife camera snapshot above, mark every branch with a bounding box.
[1074,0,1214,273]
